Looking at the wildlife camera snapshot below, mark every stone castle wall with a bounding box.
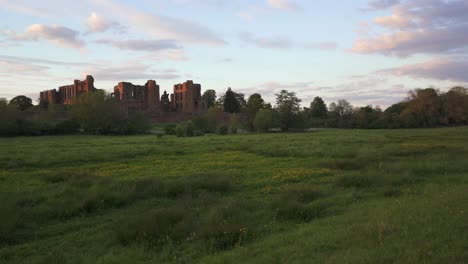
[39,77,208,122]
[40,75,96,105]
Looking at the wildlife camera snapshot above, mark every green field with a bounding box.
[1,128,467,263]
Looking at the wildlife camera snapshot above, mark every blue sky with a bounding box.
[1,0,467,108]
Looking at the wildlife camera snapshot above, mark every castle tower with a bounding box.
[172,80,206,113]
[145,80,160,111]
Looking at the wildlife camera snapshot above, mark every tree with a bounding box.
[254,109,279,132]
[330,99,353,118]
[9,95,33,111]
[202,89,217,109]
[246,93,266,130]
[234,92,247,111]
[353,105,382,128]
[401,88,441,127]
[71,91,149,134]
[328,99,353,128]
[309,97,327,119]
[441,86,468,125]
[223,88,240,113]
[275,90,302,131]
[160,91,171,112]
[0,98,8,108]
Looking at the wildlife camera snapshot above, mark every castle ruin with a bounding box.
[171,80,205,113]
[39,76,207,121]
[40,75,96,105]
[113,80,160,112]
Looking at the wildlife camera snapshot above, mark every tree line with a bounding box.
[200,86,468,132]
[0,91,150,136]
[1,86,467,136]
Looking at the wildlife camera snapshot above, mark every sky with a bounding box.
[1,0,467,108]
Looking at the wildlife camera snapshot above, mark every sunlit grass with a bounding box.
[0,127,467,263]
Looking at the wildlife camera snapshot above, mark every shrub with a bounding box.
[231,126,238,134]
[194,130,205,137]
[254,109,278,132]
[55,119,80,134]
[175,121,199,137]
[124,112,151,134]
[217,125,229,135]
[164,124,176,135]
[230,114,238,134]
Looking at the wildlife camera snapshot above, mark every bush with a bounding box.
[164,124,176,135]
[254,109,278,132]
[55,119,80,134]
[230,114,238,134]
[194,130,205,137]
[217,125,229,135]
[231,126,238,134]
[175,121,198,137]
[124,112,151,134]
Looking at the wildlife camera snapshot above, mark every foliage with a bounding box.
[219,88,246,113]
[400,88,442,127]
[217,124,229,135]
[275,90,302,131]
[222,88,240,113]
[229,113,238,134]
[71,91,150,135]
[160,90,171,112]
[309,96,328,119]
[192,107,224,133]
[202,89,217,109]
[246,93,266,130]
[253,109,279,132]
[2,85,468,137]
[9,95,33,111]
[164,124,177,135]
[175,120,201,137]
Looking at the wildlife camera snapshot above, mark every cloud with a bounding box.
[0,54,91,67]
[0,56,49,76]
[95,39,180,52]
[377,57,468,83]
[305,42,338,51]
[90,0,225,45]
[352,0,468,56]
[239,32,292,49]
[266,0,299,11]
[216,58,233,63]
[363,0,400,10]
[83,62,180,81]
[235,76,410,108]
[3,24,85,49]
[351,26,468,57]
[86,12,125,33]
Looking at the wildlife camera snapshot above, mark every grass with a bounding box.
[0,127,467,263]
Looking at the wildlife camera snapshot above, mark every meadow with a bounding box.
[0,127,467,263]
